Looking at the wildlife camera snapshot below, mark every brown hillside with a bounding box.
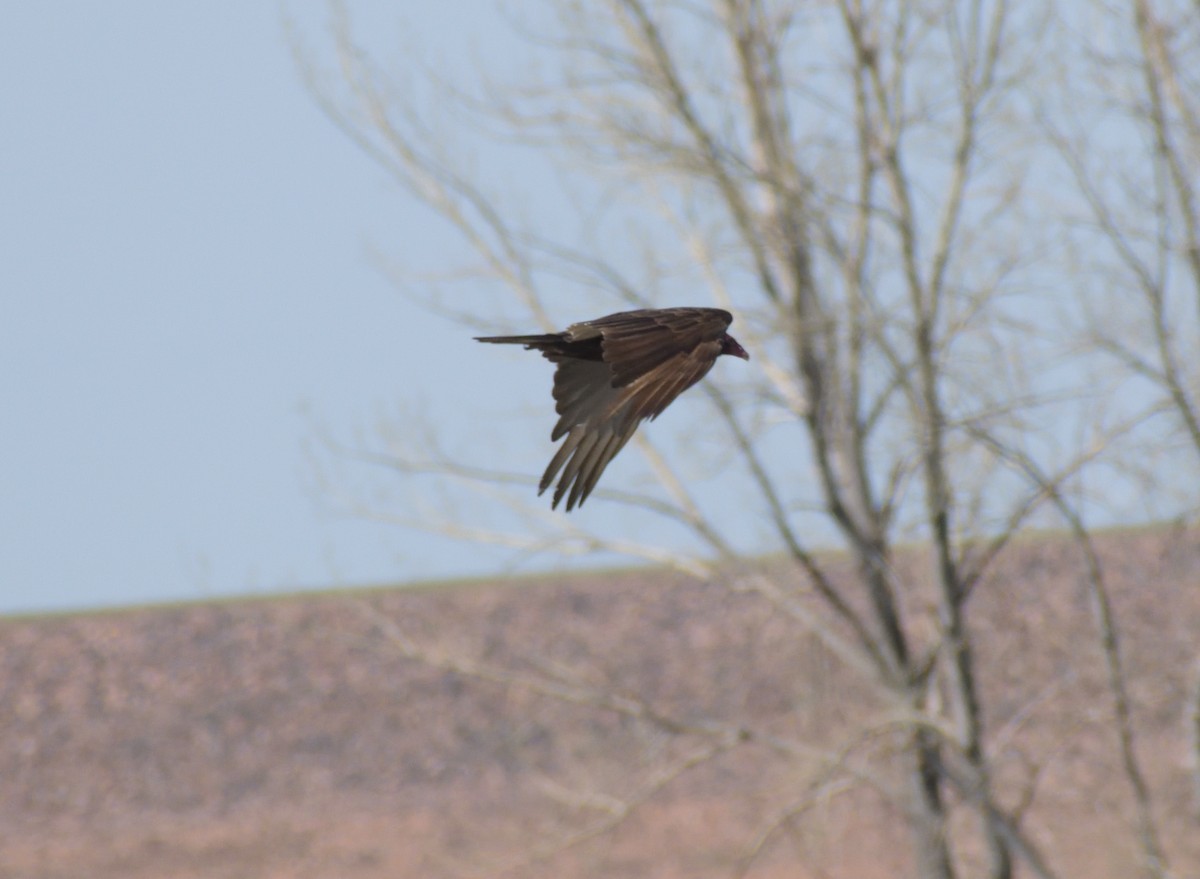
[1,527,1198,878]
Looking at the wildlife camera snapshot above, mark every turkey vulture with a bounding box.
[476,307,749,511]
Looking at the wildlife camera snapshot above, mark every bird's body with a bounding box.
[476,307,749,510]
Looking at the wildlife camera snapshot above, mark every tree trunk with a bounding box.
[909,727,955,879]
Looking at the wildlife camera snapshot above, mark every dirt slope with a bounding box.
[1,527,1198,878]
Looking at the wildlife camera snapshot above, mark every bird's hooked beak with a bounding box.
[723,334,750,360]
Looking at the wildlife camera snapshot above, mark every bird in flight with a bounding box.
[476,307,749,511]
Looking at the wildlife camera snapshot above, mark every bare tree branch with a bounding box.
[293,1,1190,875]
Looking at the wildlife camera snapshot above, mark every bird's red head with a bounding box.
[721,333,750,360]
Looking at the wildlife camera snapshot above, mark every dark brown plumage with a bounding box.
[476,307,749,511]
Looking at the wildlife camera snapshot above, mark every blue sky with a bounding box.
[1,4,525,613]
[3,4,1183,615]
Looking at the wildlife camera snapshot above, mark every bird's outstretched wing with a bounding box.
[566,308,732,388]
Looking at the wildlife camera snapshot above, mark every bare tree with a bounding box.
[293,1,1185,876]
[1048,0,1200,481]
[1043,3,1200,876]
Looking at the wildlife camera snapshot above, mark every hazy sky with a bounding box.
[4,4,1174,616]
[1,4,537,614]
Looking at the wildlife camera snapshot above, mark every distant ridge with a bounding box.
[2,525,1197,878]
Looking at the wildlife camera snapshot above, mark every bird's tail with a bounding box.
[474,333,565,350]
